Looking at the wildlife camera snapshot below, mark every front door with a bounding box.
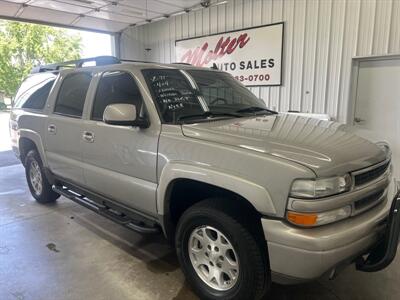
[353,58,400,178]
[45,71,92,184]
[81,70,159,216]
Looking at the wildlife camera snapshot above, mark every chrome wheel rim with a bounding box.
[29,160,42,196]
[188,225,240,291]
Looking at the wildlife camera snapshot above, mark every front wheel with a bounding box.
[175,199,270,300]
[25,150,60,204]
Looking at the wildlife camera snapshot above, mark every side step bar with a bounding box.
[52,185,160,234]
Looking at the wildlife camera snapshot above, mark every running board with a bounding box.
[52,185,160,234]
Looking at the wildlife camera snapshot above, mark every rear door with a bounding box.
[45,71,92,184]
[81,70,159,216]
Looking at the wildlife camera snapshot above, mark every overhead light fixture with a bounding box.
[152,15,168,22]
[213,0,228,6]
[200,0,227,8]
[170,10,189,17]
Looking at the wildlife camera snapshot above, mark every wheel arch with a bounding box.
[157,162,276,240]
[18,130,47,167]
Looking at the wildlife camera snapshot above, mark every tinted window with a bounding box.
[142,69,203,123]
[54,72,92,117]
[92,71,143,121]
[14,73,56,109]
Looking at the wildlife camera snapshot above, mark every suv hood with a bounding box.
[181,114,386,177]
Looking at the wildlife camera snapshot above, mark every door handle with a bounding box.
[82,131,94,143]
[48,124,56,134]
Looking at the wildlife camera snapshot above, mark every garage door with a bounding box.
[353,58,400,178]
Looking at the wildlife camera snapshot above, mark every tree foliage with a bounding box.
[0,21,82,97]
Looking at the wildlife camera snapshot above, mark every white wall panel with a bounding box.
[120,0,400,123]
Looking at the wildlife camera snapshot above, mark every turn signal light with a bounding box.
[287,212,318,226]
[286,205,352,227]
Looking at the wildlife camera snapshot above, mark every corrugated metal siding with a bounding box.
[120,0,400,123]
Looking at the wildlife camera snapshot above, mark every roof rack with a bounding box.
[119,58,158,64]
[171,62,192,65]
[31,56,121,74]
[31,56,186,74]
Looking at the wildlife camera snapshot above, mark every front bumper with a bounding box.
[356,187,400,272]
[262,179,398,284]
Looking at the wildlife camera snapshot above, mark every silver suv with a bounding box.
[10,56,400,300]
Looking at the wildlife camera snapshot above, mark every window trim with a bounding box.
[53,71,93,118]
[90,70,146,122]
[14,74,57,111]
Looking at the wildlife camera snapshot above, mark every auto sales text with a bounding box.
[214,59,275,71]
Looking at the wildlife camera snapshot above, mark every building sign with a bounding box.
[175,22,283,86]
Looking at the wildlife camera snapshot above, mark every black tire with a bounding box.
[25,149,60,204]
[175,198,270,300]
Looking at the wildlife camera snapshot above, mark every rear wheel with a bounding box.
[25,150,60,204]
[175,198,270,300]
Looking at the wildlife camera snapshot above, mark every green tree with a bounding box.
[0,21,82,97]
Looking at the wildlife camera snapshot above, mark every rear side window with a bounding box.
[54,72,92,117]
[92,71,143,121]
[14,73,56,109]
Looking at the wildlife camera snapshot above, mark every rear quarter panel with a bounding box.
[10,109,48,165]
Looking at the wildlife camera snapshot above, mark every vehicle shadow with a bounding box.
[69,208,342,300]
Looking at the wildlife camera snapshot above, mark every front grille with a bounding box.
[354,189,384,213]
[354,161,390,186]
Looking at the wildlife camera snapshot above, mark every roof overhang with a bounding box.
[0,0,218,34]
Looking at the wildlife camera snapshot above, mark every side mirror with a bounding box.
[103,103,150,128]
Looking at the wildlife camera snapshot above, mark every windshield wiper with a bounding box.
[177,111,242,122]
[236,106,278,115]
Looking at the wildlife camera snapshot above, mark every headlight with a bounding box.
[287,205,352,227]
[290,175,352,198]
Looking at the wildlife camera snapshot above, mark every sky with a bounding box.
[67,28,112,58]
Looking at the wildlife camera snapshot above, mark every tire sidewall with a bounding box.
[25,151,45,200]
[176,211,259,300]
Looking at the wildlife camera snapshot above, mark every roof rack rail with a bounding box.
[31,56,175,74]
[31,56,121,74]
[119,58,158,64]
[171,62,192,65]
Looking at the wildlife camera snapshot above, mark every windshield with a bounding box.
[142,69,270,124]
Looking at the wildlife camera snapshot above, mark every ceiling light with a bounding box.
[170,10,189,17]
[213,0,228,6]
[152,15,168,22]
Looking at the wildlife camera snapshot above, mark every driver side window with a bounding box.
[187,70,250,106]
[91,71,144,121]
